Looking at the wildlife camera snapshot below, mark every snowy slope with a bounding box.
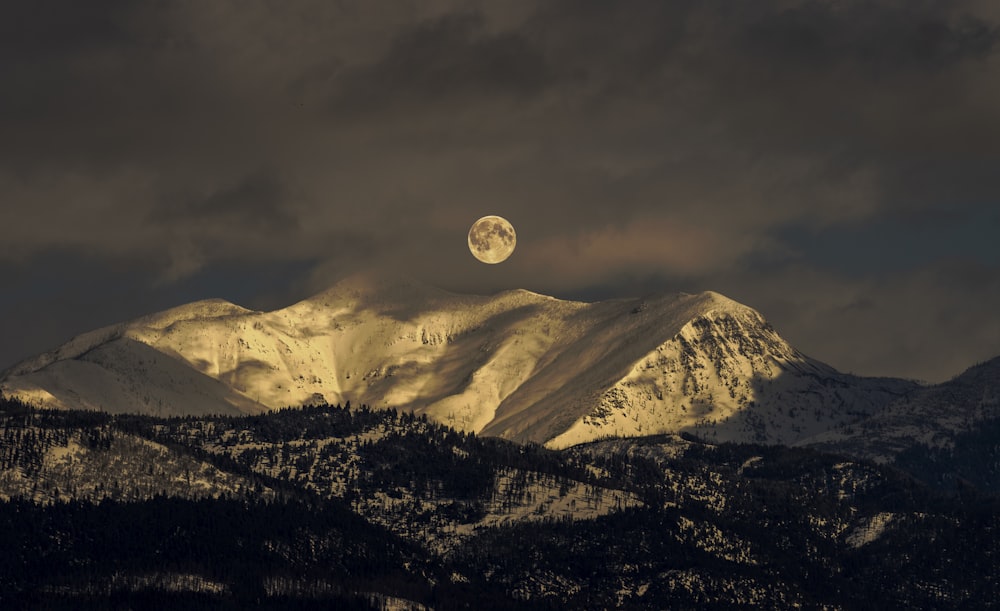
[800,356,1000,463]
[1,274,917,448]
[537,296,917,448]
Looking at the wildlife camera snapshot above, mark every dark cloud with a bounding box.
[1,0,999,382]
[152,170,296,233]
[742,2,1000,71]
[334,11,551,113]
[0,0,135,61]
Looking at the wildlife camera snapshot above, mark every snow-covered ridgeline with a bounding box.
[1,274,916,448]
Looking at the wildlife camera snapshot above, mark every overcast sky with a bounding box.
[2,0,1000,383]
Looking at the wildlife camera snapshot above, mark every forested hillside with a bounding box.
[1,396,996,609]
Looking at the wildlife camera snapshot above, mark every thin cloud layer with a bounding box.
[2,0,999,381]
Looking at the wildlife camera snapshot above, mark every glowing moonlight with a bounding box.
[468,215,516,264]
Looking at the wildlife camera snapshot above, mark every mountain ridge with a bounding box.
[802,355,1000,463]
[1,274,918,448]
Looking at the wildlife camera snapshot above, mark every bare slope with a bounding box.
[1,275,915,448]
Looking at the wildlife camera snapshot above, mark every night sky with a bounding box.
[2,1,999,383]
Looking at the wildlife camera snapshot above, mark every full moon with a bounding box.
[468,215,516,264]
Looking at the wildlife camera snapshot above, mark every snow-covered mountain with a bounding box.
[1,274,916,448]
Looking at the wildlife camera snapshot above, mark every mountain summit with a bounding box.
[1,275,915,448]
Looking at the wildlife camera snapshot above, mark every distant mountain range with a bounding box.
[2,274,996,456]
[807,356,1000,465]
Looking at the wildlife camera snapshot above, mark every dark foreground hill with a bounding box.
[0,396,996,609]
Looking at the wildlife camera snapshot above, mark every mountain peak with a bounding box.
[1,277,916,449]
[295,271,461,310]
[682,290,760,320]
[697,289,745,308]
[136,298,252,326]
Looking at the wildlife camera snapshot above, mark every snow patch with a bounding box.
[845,512,894,548]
